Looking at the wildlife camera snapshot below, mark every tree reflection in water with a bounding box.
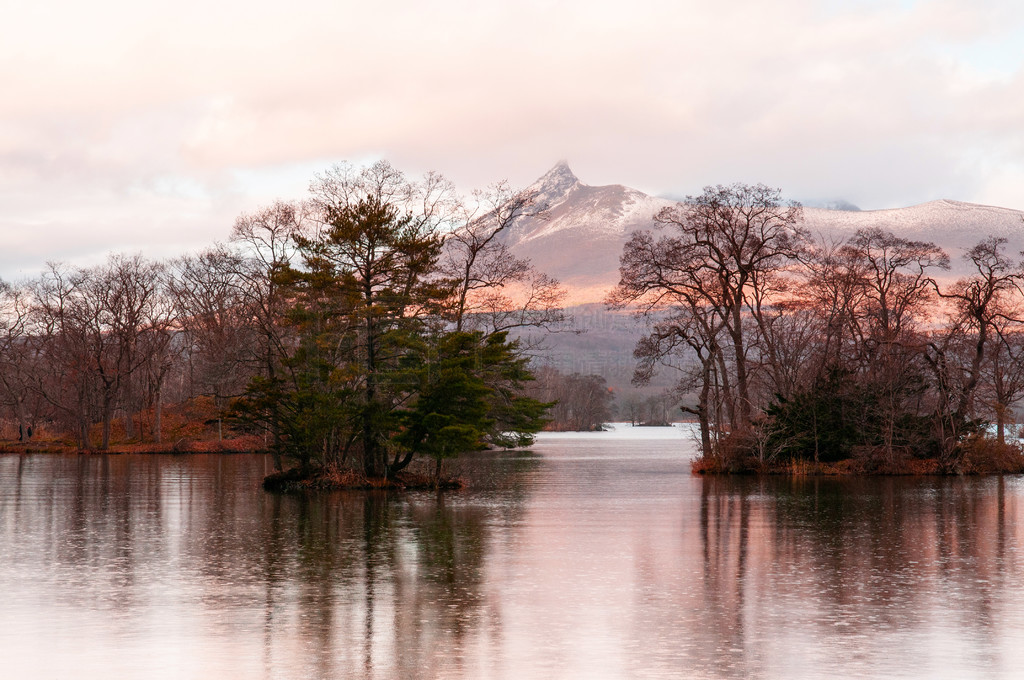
[4,450,1024,679]
[693,475,1022,677]
[0,452,540,679]
[249,478,525,678]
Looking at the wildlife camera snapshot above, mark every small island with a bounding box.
[609,183,1024,476]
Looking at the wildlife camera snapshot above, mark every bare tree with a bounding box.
[0,280,40,437]
[650,184,807,430]
[528,367,612,431]
[440,181,566,338]
[169,246,255,432]
[848,228,949,346]
[231,201,305,379]
[609,227,734,437]
[93,254,167,449]
[798,238,871,376]
[32,263,100,448]
[987,324,1024,443]
[135,278,178,444]
[610,235,729,454]
[926,237,1024,450]
[834,229,948,461]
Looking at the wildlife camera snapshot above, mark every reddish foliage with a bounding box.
[0,396,266,454]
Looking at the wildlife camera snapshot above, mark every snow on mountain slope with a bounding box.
[509,163,1024,304]
[503,162,674,304]
[802,200,1024,251]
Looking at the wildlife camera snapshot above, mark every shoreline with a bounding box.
[261,466,465,492]
[692,455,1024,476]
[0,438,263,456]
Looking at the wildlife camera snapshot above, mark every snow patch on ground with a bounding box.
[536,422,698,440]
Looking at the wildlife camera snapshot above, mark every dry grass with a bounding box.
[952,436,1024,475]
[0,396,267,455]
[689,442,1024,477]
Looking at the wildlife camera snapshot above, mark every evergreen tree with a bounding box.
[230,172,552,480]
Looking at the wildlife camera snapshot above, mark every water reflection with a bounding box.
[691,476,1024,678]
[0,453,539,679]
[239,491,497,679]
[3,449,1024,679]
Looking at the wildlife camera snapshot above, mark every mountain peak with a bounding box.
[529,161,581,201]
[544,159,577,181]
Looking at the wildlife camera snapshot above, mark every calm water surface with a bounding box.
[2,425,1023,679]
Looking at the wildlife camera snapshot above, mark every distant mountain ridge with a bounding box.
[508,163,1024,305]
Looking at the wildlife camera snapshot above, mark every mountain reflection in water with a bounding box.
[1,428,1023,679]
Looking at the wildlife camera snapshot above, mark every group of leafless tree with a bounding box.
[618,392,675,427]
[0,162,567,453]
[0,211,299,450]
[610,183,1024,469]
[527,367,614,431]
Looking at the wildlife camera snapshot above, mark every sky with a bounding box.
[3,0,1024,279]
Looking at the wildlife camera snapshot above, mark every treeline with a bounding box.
[526,367,678,430]
[611,183,1024,472]
[527,367,614,431]
[0,162,568,478]
[618,392,675,427]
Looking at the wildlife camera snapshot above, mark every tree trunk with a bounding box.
[363,309,382,478]
[79,418,91,450]
[154,387,163,444]
[125,407,135,439]
[101,392,114,450]
[15,398,28,442]
[696,357,713,457]
[957,321,987,419]
[77,383,91,449]
[996,403,1006,445]
[729,307,751,430]
[389,448,415,476]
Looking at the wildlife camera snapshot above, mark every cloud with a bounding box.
[2,0,1024,279]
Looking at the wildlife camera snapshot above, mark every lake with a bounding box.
[1,424,1023,679]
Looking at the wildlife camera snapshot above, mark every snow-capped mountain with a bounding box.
[503,162,675,304]
[509,163,1024,304]
[801,199,1024,253]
